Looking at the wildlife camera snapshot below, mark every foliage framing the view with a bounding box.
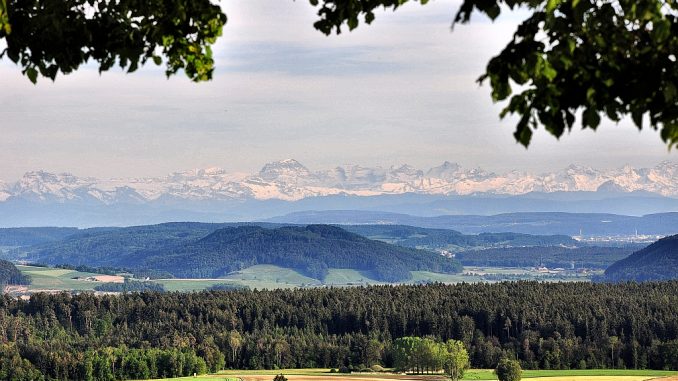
[310,0,678,148]
[0,0,226,83]
[1,0,676,148]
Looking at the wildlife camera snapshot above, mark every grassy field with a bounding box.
[153,279,246,292]
[223,265,322,288]
[156,266,321,291]
[16,265,105,291]
[324,269,385,286]
[464,368,678,379]
[16,264,596,293]
[142,368,678,381]
[410,271,482,283]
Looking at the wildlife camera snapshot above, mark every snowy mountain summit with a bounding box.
[2,160,677,204]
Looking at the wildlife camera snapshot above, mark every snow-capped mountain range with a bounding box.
[1,159,677,205]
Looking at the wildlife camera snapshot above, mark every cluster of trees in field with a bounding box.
[93,280,165,293]
[392,337,469,380]
[456,246,635,269]
[0,342,210,381]
[207,283,249,291]
[1,282,678,380]
[0,260,29,287]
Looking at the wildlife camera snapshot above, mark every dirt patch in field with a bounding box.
[3,285,28,294]
[91,275,124,283]
[527,377,657,381]
[72,275,125,283]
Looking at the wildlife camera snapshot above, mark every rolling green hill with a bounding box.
[137,225,462,282]
[16,224,462,282]
[604,234,678,282]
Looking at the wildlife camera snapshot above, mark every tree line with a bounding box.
[0,281,678,380]
[456,246,636,269]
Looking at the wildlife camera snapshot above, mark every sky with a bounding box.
[0,0,673,182]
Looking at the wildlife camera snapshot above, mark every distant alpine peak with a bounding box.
[258,159,313,182]
[3,160,677,203]
[21,170,84,183]
[199,167,226,175]
[260,158,309,172]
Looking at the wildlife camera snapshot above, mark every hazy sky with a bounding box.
[0,0,673,181]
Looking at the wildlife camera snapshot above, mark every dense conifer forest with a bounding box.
[1,282,678,380]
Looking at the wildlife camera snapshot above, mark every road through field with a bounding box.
[524,377,656,381]
[237,377,445,381]
[152,369,678,381]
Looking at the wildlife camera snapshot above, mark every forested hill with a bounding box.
[136,225,462,281]
[604,234,678,282]
[13,222,282,266]
[0,260,30,286]
[16,224,462,282]
[343,224,576,249]
[0,227,79,246]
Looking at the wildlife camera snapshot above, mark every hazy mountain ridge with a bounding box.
[1,161,676,227]
[269,211,678,236]
[3,160,677,204]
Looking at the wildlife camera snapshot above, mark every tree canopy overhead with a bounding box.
[0,0,226,82]
[1,0,676,148]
